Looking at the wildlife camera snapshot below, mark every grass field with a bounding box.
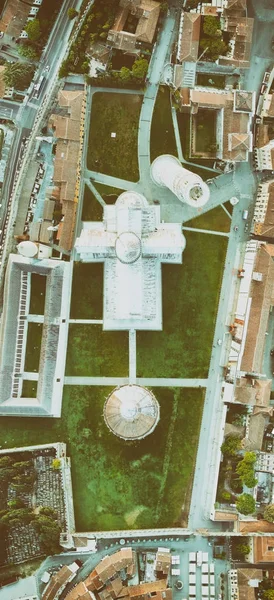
[21,381,38,398]
[196,74,226,89]
[29,274,46,314]
[185,205,231,233]
[70,262,103,320]
[94,183,124,204]
[0,386,204,531]
[194,110,217,154]
[65,325,129,377]
[87,92,142,181]
[24,323,43,372]
[150,86,177,162]
[137,230,227,378]
[82,185,103,221]
[176,111,190,160]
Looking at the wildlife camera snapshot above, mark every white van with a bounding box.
[242,209,248,220]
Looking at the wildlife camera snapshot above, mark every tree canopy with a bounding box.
[67,7,78,19]
[236,493,256,515]
[18,45,39,61]
[203,16,222,37]
[221,434,242,456]
[3,62,35,90]
[236,452,257,488]
[132,58,149,80]
[25,18,41,42]
[236,543,250,557]
[263,591,274,600]
[264,504,274,523]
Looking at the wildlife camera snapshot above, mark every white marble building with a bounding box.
[75,191,186,330]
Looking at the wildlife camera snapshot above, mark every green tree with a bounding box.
[221,435,242,456]
[67,7,78,19]
[7,498,25,509]
[221,490,232,501]
[59,59,70,79]
[236,543,250,557]
[82,428,92,439]
[132,57,148,80]
[264,504,274,523]
[81,61,90,73]
[236,493,256,515]
[3,62,35,90]
[160,2,168,13]
[33,515,61,554]
[119,67,131,82]
[25,19,41,42]
[236,452,257,488]
[203,16,221,37]
[200,37,228,61]
[263,592,274,600]
[0,456,12,468]
[18,45,39,61]
[51,458,61,470]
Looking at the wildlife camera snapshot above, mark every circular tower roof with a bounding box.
[115,231,141,264]
[116,191,148,209]
[17,241,38,258]
[104,385,160,440]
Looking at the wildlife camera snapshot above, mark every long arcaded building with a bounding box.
[0,252,72,416]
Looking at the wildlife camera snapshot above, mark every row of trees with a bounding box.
[236,452,258,489]
[0,455,36,491]
[59,0,120,78]
[86,57,149,87]
[0,504,61,554]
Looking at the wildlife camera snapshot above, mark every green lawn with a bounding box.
[176,111,190,160]
[137,230,227,378]
[185,205,231,233]
[21,381,38,398]
[70,262,103,320]
[94,182,124,204]
[65,325,129,377]
[0,386,204,530]
[24,323,43,372]
[150,86,178,162]
[87,92,142,181]
[194,109,217,154]
[196,74,226,89]
[82,185,103,221]
[29,274,46,314]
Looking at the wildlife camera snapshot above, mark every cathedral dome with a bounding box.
[115,231,141,264]
[104,385,160,440]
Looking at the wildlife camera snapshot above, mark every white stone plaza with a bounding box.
[75,190,186,331]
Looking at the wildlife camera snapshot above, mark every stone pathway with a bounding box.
[64,377,208,387]
[183,226,229,237]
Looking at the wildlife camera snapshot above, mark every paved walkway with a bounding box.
[188,191,256,531]
[183,226,229,237]
[85,178,105,206]
[64,377,208,387]
[69,319,103,324]
[23,372,39,380]
[27,314,44,322]
[85,169,141,192]
[221,203,232,219]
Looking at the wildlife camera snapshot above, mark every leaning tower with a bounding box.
[151,154,210,208]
